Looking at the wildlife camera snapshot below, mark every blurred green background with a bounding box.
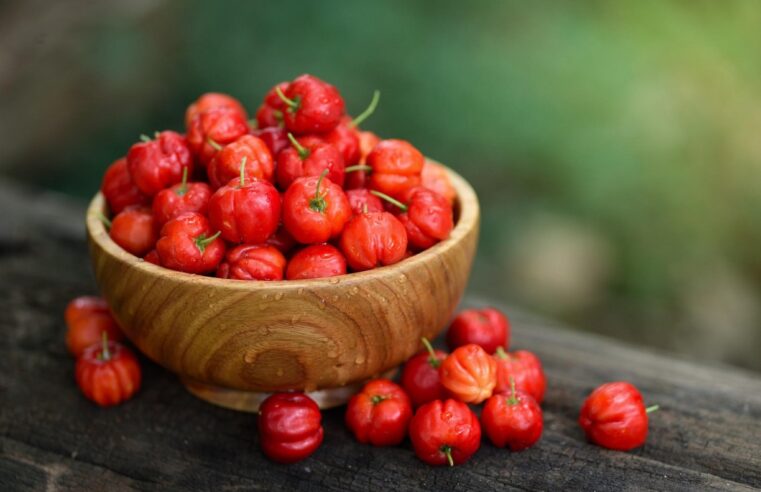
[2,0,760,370]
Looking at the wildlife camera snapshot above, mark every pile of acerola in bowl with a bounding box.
[64,299,658,466]
[100,74,457,279]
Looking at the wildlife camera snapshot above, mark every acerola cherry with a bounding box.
[401,338,449,407]
[345,189,384,216]
[579,381,658,451]
[338,212,408,271]
[421,160,456,206]
[493,348,546,404]
[152,167,212,226]
[207,134,275,189]
[64,296,123,358]
[482,378,543,451]
[276,133,345,190]
[207,162,281,244]
[258,392,324,464]
[409,399,481,467]
[367,139,424,200]
[187,106,249,166]
[265,226,297,255]
[439,343,497,404]
[185,92,247,129]
[345,379,413,447]
[216,244,286,281]
[126,131,193,196]
[372,186,453,251]
[108,206,157,257]
[345,131,381,190]
[75,332,141,407]
[101,157,149,214]
[156,212,225,274]
[276,74,345,134]
[255,81,289,128]
[252,126,290,156]
[447,307,510,354]
[286,244,347,280]
[282,171,351,244]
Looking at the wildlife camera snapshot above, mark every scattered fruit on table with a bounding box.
[446,307,510,354]
[493,347,546,404]
[345,379,413,447]
[482,378,543,451]
[400,338,449,408]
[409,399,481,466]
[579,381,658,451]
[439,343,497,404]
[64,296,124,357]
[258,392,324,464]
[75,332,141,407]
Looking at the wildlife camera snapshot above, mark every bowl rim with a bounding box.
[87,158,479,290]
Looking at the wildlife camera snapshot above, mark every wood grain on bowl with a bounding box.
[86,160,479,410]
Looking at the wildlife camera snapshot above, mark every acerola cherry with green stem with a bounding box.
[276,74,345,134]
[345,378,413,447]
[152,167,212,227]
[186,105,249,166]
[127,131,193,196]
[371,186,453,251]
[409,399,481,467]
[282,170,351,244]
[208,158,281,244]
[255,81,289,129]
[276,133,345,189]
[367,138,424,200]
[482,377,543,451]
[64,296,124,358]
[579,381,659,451]
[401,338,449,407]
[75,331,141,407]
[345,188,384,216]
[185,92,247,129]
[493,347,546,404]
[156,212,225,274]
[207,134,275,189]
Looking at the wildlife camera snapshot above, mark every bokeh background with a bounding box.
[2,0,760,371]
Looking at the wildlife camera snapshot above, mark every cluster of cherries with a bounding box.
[99,74,457,279]
[63,297,658,466]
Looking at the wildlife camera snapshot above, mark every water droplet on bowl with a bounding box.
[328,278,340,285]
[274,292,284,300]
[276,368,283,377]
[297,288,305,295]
[327,350,338,358]
[354,355,365,365]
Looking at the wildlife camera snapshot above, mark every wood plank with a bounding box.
[1,180,760,491]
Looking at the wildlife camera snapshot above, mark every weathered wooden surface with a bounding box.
[1,180,761,491]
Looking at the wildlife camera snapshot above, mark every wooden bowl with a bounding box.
[86,161,479,412]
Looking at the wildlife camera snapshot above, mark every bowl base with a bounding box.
[182,368,399,413]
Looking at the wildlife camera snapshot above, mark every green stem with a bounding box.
[495,346,509,360]
[99,331,111,361]
[287,132,310,160]
[370,190,408,212]
[139,134,152,143]
[646,404,660,414]
[309,169,330,213]
[177,167,189,196]
[207,137,223,151]
[441,445,454,467]
[420,337,441,368]
[239,156,248,186]
[195,231,221,254]
[96,212,112,230]
[275,86,299,110]
[248,118,258,129]
[506,376,519,405]
[344,165,372,173]
[370,395,387,405]
[350,90,380,128]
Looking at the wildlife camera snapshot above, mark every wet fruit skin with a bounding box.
[579,381,653,451]
[409,399,481,466]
